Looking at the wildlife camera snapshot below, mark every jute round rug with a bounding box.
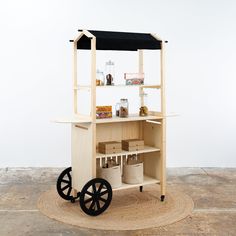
[37,185,194,230]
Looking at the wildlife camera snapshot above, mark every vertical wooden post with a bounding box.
[160,41,166,197]
[160,42,166,115]
[91,38,96,121]
[91,37,97,178]
[138,50,144,107]
[73,42,78,114]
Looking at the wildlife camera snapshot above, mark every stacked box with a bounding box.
[98,141,122,154]
[122,139,144,151]
[96,106,112,119]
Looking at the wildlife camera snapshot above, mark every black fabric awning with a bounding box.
[74,30,162,51]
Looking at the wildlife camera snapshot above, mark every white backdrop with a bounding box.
[0,0,236,167]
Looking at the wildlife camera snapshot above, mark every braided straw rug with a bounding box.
[38,185,193,230]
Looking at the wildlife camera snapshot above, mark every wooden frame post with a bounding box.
[91,37,97,178]
[72,32,83,114]
[138,50,144,107]
[160,41,166,197]
[73,42,78,114]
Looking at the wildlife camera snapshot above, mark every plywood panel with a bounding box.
[71,123,93,191]
[142,121,162,180]
[96,121,141,148]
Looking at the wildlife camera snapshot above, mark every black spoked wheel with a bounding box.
[80,178,112,216]
[56,167,74,201]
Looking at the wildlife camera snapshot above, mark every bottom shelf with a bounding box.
[113,175,160,191]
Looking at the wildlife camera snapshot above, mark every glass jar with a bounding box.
[115,103,120,117]
[105,60,115,85]
[139,93,148,116]
[96,69,105,86]
[119,98,129,118]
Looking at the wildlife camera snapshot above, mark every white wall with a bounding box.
[0,0,236,167]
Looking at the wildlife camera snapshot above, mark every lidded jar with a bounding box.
[105,60,115,85]
[96,69,105,86]
[119,98,129,118]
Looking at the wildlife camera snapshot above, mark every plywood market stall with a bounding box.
[55,30,168,216]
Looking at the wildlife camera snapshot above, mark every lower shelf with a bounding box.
[113,175,160,191]
[96,145,160,159]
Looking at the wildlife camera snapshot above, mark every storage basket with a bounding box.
[123,162,143,184]
[97,165,122,188]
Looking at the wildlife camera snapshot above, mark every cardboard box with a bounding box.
[122,139,144,151]
[124,73,144,85]
[98,141,122,154]
[96,106,112,112]
[96,112,112,119]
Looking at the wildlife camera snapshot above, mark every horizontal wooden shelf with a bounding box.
[52,115,91,124]
[75,84,161,90]
[96,145,160,158]
[96,114,164,124]
[113,175,160,191]
[53,114,169,124]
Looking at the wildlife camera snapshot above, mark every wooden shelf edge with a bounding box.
[113,175,160,191]
[96,114,164,124]
[96,145,160,158]
[52,115,92,124]
[75,84,161,90]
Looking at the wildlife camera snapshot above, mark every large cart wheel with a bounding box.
[79,178,112,216]
[57,167,77,201]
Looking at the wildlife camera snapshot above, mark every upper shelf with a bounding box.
[53,114,164,124]
[75,84,161,90]
[96,114,163,123]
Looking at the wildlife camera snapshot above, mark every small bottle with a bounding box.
[119,99,129,118]
[105,60,115,85]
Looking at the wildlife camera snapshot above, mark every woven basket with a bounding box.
[97,165,122,188]
[123,162,143,184]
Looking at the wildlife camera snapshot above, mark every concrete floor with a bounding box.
[0,168,235,236]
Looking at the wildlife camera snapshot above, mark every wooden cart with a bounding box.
[55,30,167,216]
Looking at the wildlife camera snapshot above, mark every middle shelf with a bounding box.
[75,84,161,90]
[96,145,160,159]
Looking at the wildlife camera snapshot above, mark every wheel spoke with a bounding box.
[61,179,70,184]
[66,187,72,196]
[89,200,96,210]
[100,189,108,196]
[61,184,69,191]
[92,183,96,193]
[85,190,93,196]
[97,183,103,193]
[84,197,93,204]
[99,196,107,202]
[96,200,101,209]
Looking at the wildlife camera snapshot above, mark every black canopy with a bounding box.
[73,30,162,51]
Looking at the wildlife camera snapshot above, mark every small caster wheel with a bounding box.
[56,167,74,201]
[139,186,143,192]
[161,195,165,202]
[80,178,112,216]
[70,192,80,203]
